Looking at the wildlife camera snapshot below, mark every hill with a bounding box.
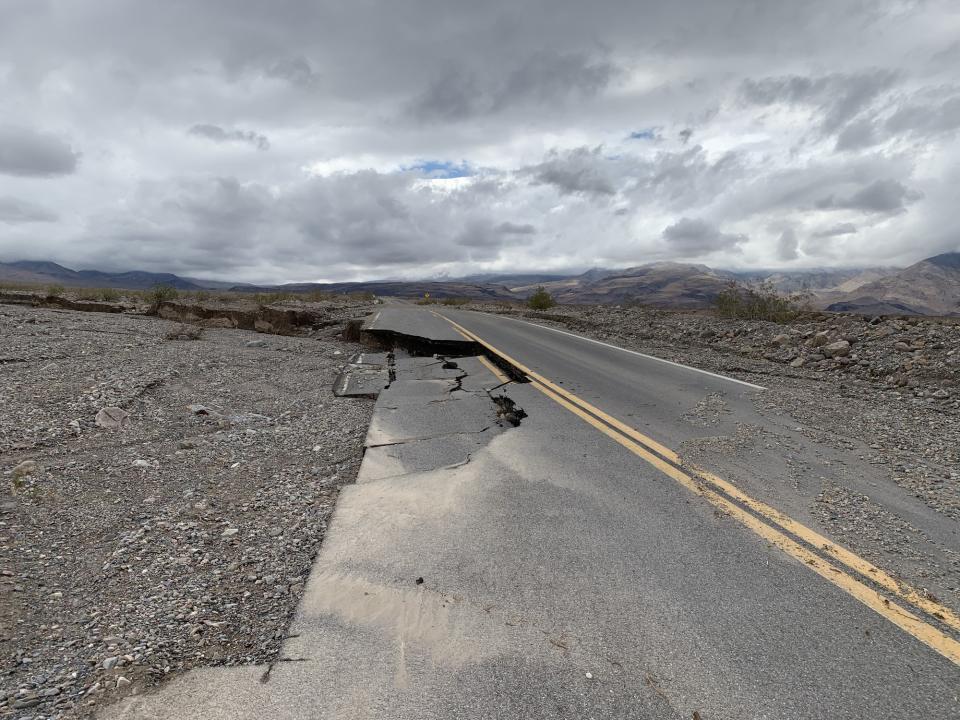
[825,252,960,316]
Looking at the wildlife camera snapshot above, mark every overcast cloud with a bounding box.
[0,0,957,282]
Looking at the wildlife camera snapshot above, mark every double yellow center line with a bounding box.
[436,312,960,666]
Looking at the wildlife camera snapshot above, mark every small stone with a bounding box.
[789,356,805,368]
[95,407,130,430]
[12,460,37,479]
[116,676,131,688]
[102,656,119,670]
[245,339,268,348]
[221,527,239,538]
[585,672,593,679]
[132,459,151,468]
[932,389,951,400]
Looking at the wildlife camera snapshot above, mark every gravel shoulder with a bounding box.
[0,299,374,717]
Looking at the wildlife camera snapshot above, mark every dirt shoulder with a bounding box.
[0,299,374,717]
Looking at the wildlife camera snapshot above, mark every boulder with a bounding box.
[822,340,851,358]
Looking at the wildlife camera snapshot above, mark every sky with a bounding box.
[0,0,958,283]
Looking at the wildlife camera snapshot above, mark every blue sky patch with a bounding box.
[628,128,659,141]
[404,159,473,178]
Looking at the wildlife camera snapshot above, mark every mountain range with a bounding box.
[1,253,958,316]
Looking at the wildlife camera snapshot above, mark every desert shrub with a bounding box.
[255,292,293,306]
[713,281,801,323]
[148,284,179,307]
[99,287,121,302]
[441,297,469,306]
[45,284,65,297]
[306,290,332,302]
[348,291,376,302]
[527,286,556,310]
[195,289,211,301]
[76,288,100,300]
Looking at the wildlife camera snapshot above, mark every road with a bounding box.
[109,304,959,720]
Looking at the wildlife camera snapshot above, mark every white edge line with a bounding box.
[462,311,766,391]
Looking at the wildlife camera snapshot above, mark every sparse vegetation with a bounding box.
[441,297,469,306]
[195,289,211,301]
[713,281,804,323]
[99,287,121,302]
[75,288,100,301]
[527,286,556,310]
[147,284,179,308]
[45,284,65,297]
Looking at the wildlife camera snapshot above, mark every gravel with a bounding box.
[0,298,375,717]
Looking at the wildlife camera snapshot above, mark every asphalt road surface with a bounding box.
[109,304,959,720]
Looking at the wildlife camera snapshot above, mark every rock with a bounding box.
[221,527,239,538]
[809,331,830,348]
[822,340,851,358]
[12,460,37,478]
[894,341,911,352]
[253,319,274,333]
[95,407,130,430]
[102,656,119,670]
[932,389,951,400]
[132,459,151,468]
[245,339,268,348]
[116,676,131,688]
[771,333,792,347]
[789,356,806,368]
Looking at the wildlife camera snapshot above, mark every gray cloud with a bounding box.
[662,218,746,256]
[776,228,799,261]
[740,70,897,135]
[524,146,617,197]
[409,51,616,122]
[813,222,858,238]
[816,179,922,215]
[188,124,270,151]
[0,196,59,223]
[0,126,79,177]
[496,221,537,235]
[0,1,955,278]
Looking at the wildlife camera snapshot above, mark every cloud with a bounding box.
[662,218,746,256]
[739,70,898,135]
[816,179,922,215]
[886,94,960,138]
[188,124,270,151]
[495,221,537,235]
[403,160,473,179]
[0,196,59,223]
[813,222,858,238]
[523,146,617,197]
[0,126,79,177]
[408,51,616,122]
[775,228,799,261]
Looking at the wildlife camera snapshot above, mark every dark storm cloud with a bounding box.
[886,94,960,138]
[0,127,79,177]
[188,125,270,151]
[816,179,922,215]
[0,197,58,223]
[662,218,746,256]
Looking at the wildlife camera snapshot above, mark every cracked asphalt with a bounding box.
[104,304,959,719]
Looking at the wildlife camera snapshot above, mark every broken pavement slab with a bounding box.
[333,351,392,398]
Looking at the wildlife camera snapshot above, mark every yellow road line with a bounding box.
[529,379,960,666]
[477,355,511,385]
[436,312,960,664]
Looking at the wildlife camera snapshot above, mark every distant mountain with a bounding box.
[229,280,519,301]
[0,260,204,290]
[824,252,960,316]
